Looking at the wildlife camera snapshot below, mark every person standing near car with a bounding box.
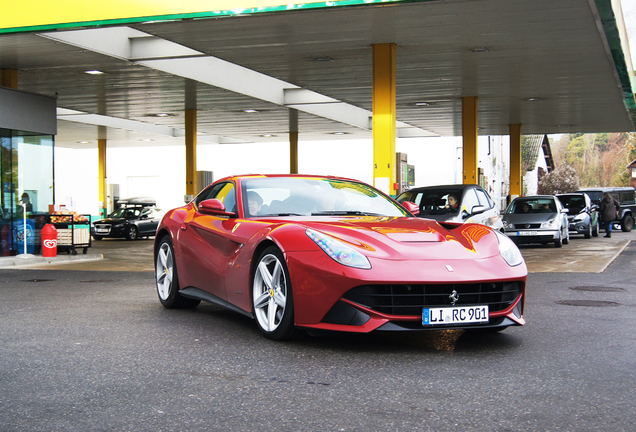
[599,192,619,237]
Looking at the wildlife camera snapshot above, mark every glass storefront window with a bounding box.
[0,128,54,256]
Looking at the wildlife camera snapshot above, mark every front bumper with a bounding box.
[504,229,559,244]
[91,224,127,238]
[288,250,527,333]
[568,220,589,235]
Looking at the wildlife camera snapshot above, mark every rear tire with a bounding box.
[155,236,200,309]
[621,214,633,232]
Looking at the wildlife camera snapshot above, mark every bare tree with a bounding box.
[537,164,581,194]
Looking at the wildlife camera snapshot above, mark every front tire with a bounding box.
[554,232,562,248]
[563,227,570,245]
[584,223,592,239]
[126,225,138,241]
[592,220,599,237]
[252,246,298,340]
[155,236,200,309]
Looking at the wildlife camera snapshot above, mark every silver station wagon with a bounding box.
[502,196,570,248]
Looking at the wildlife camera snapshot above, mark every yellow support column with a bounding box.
[98,139,107,217]
[509,124,522,198]
[290,109,298,174]
[185,109,197,198]
[462,96,478,184]
[0,69,18,88]
[372,43,397,196]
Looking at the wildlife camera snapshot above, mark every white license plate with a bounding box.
[96,228,109,233]
[517,231,538,236]
[423,306,489,325]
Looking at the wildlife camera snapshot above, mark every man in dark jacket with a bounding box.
[599,192,620,237]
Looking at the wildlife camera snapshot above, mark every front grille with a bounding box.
[343,282,521,316]
[93,224,112,234]
[513,223,541,229]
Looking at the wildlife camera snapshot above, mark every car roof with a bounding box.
[577,187,635,192]
[216,173,363,183]
[400,184,480,192]
[116,197,157,207]
[514,195,557,200]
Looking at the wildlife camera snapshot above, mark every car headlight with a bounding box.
[306,228,371,269]
[574,213,586,221]
[494,231,524,267]
[541,219,558,229]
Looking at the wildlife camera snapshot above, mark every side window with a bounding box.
[411,192,423,206]
[462,189,480,213]
[216,183,236,213]
[195,183,223,205]
[474,189,493,209]
[194,182,237,214]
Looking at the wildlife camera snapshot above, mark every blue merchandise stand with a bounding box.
[13,219,35,254]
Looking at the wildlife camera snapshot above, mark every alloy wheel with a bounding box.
[253,253,288,332]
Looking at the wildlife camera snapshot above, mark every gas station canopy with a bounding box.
[1,0,634,148]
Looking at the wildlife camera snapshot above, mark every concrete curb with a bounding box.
[0,254,104,269]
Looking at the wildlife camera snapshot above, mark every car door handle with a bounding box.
[180,225,187,231]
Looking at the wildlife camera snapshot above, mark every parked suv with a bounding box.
[576,187,635,232]
[91,197,164,241]
[396,184,504,231]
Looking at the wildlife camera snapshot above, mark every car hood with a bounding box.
[503,213,557,224]
[415,213,459,222]
[92,217,129,225]
[267,216,501,261]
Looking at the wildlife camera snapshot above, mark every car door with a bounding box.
[177,182,240,300]
[460,188,481,223]
[136,207,157,236]
[474,187,503,229]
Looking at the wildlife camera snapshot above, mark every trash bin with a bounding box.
[41,223,58,257]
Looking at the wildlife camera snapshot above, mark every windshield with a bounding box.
[397,189,463,216]
[558,195,585,214]
[242,177,409,217]
[108,208,141,218]
[506,198,556,214]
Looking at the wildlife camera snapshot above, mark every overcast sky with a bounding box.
[621,0,636,60]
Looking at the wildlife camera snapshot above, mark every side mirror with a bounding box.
[402,201,420,216]
[561,208,569,213]
[198,199,236,217]
[591,204,599,211]
[470,205,486,215]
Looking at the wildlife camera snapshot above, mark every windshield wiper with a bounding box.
[264,213,305,217]
[311,210,383,216]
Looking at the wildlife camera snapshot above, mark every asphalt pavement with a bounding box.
[1,231,635,431]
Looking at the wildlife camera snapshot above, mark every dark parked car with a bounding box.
[576,187,635,232]
[556,192,599,238]
[396,184,504,231]
[92,198,163,240]
[502,195,570,248]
